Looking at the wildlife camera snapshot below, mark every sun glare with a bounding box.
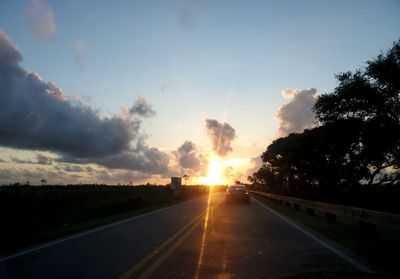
[198,155,251,186]
[200,156,225,186]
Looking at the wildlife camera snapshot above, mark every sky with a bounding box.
[0,0,399,185]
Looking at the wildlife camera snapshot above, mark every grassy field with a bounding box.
[253,193,400,274]
[0,185,215,256]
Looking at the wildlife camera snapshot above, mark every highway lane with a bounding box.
[147,192,360,279]
[0,190,364,278]
[0,195,211,279]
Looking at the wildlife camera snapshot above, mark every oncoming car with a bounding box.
[225,185,250,204]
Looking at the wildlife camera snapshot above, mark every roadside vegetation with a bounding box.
[0,185,212,256]
[253,193,400,274]
[249,40,400,213]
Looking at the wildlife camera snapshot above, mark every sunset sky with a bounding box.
[0,0,399,185]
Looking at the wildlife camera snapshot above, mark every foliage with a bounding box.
[251,40,400,200]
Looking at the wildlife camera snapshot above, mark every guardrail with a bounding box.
[251,190,400,230]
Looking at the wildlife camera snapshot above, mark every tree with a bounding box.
[41,179,47,186]
[314,40,400,186]
[182,174,189,185]
[254,40,400,197]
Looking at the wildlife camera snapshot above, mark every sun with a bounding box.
[198,155,251,186]
[200,156,226,186]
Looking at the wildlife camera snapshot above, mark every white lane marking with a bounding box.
[0,196,207,263]
[252,197,373,273]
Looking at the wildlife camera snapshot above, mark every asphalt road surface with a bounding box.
[0,190,367,279]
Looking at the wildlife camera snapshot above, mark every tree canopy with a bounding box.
[251,40,400,197]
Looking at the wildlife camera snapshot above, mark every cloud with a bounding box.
[10,153,53,165]
[95,147,170,174]
[0,163,158,185]
[205,119,236,157]
[74,41,87,69]
[177,141,201,171]
[36,154,53,165]
[63,165,85,172]
[129,96,156,118]
[179,0,202,29]
[0,167,64,184]
[276,88,318,137]
[58,141,171,175]
[0,28,170,176]
[246,156,263,177]
[0,28,136,158]
[26,0,56,39]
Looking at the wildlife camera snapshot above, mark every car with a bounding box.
[225,185,250,204]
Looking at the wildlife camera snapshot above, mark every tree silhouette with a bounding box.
[182,174,189,185]
[254,40,400,197]
[314,40,400,186]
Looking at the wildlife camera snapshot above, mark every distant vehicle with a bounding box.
[225,185,250,204]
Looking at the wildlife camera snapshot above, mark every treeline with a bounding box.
[249,40,400,212]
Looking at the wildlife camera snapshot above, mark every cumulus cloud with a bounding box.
[0,28,170,176]
[0,29,138,158]
[129,96,156,118]
[276,88,318,137]
[205,119,236,157]
[177,141,202,171]
[26,0,56,39]
[74,41,87,69]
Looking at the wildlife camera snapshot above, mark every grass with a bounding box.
[253,193,400,275]
[0,185,211,257]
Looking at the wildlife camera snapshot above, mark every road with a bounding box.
[0,190,365,279]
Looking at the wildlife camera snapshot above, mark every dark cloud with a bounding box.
[177,141,202,170]
[10,154,52,165]
[276,88,318,137]
[58,143,170,174]
[0,29,170,176]
[95,147,169,174]
[0,29,138,158]
[205,119,236,157]
[36,154,53,165]
[129,97,156,118]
